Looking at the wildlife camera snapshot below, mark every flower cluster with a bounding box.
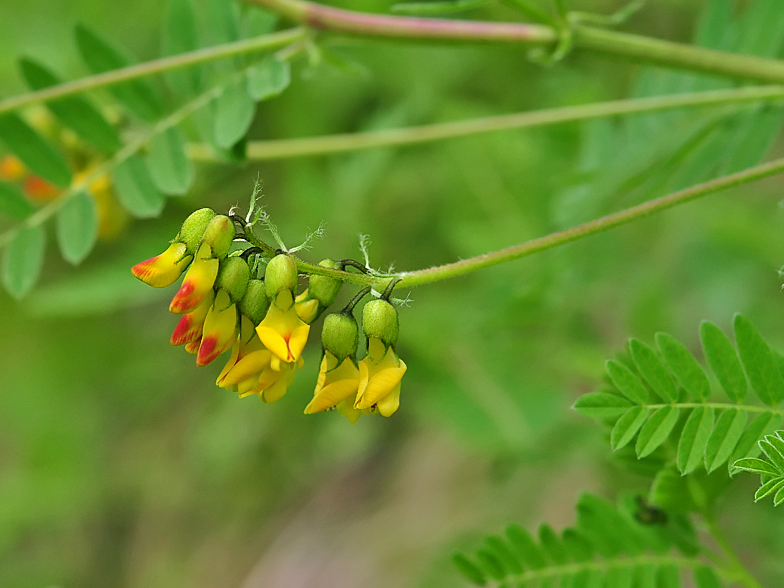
[131,208,406,422]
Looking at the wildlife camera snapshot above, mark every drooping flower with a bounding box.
[196,289,238,367]
[354,299,406,417]
[170,289,215,346]
[294,290,320,324]
[132,242,193,288]
[304,312,361,421]
[169,242,219,313]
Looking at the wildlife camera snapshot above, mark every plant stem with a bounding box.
[705,515,764,588]
[249,0,784,84]
[186,86,784,162]
[237,155,784,291]
[397,156,784,288]
[0,28,306,117]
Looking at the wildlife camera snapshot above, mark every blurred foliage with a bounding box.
[2,0,784,587]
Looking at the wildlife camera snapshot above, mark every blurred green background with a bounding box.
[2,0,784,586]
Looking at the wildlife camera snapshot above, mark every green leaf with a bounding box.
[0,182,34,219]
[693,565,722,588]
[163,0,202,97]
[731,457,781,477]
[247,57,291,102]
[244,6,279,37]
[630,339,679,403]
[561,529,592,562]
[611,406,648,450]
[538,524,567,565]
[214,77,255,149]
[576,494,643,557]
[632,565,656,588]
[734,314,784,407]
[677,406,714,474]
[649,467,697,513]
[112,155,165,218]
[656,332,711,401]
[0,113,71,188]
[146,127,193,196]
[452,553,487,586]
[2,225,45,299]
[505,524,546,569]
[657,564,681,588]
[773,484,784,506]
[700,320,747,403]
[606,360,649,404]
[605,566,632,588]
[18,58,121,154]
[56,190,97,265]
[704,408,747,472]
[390,0,491,15]
[754,476,784,502]
[475,549,505,581]
[75,23,162,121]
[759,435,784,472]
[635,406,680,458]
[729,412,781,466]
[485,535,522,575]
[573,392,633,419]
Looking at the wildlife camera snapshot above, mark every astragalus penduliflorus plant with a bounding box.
[5,0,784,587]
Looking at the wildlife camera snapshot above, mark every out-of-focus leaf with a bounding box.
[112,155,165,218]
[147,127,193,196]
[734,314,784,407]
[18,58,121,154]
[630,339,678,403]
[2,225,45,299]
[75,23,162,121]
[244,5,278,37]
[56,190,97,265]
[573,392,633,419]
[704,408,747,472]
[214,77,255,149]
[636,406,680,458]
[656,332,711,402]
[0,182,34,219]
[247,57,290,101]
[163,0,202,97]
[677,406,714,474]
[700,321,747,403]
[0,113,71,188]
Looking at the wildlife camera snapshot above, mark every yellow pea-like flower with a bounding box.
[131,242,192,288]
[355,337,407,417]
[256,290,310,364]
[304,352,360,415]
[196,289,237,367]
[170,289,215,346]
[169,242,219,314]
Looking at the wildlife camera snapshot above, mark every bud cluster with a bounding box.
[132,207,406,421]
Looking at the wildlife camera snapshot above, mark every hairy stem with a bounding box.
[0,28,306,117]
[250,0,784,84]
[186,86,784,161]
[237,156,784,291]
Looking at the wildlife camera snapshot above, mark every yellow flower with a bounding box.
[294,289,320,324]
[355,337,407,417]
[170,289,215,346]
[304,352,360,416]
[196,289,237,366]
[256,290,310,364]
[131,242,192,288]
[169,242,219,314]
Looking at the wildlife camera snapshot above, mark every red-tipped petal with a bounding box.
[170,290,214,345]
[169,243,218,313]
[132,242,191,288]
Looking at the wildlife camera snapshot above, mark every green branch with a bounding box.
[704,515,764,588]
[186,86,784,161]
[249,0,784,84]
[0,28,306,117]
[236,155,784,291]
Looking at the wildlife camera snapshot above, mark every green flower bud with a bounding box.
[239,279,270,324]
[322,313,359,362]
[176,208,215,255]
[201,215,235,259]
[215,256,250,302]
[265,254,298,299]
[308,259,342,308]
[362,299,399,348]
